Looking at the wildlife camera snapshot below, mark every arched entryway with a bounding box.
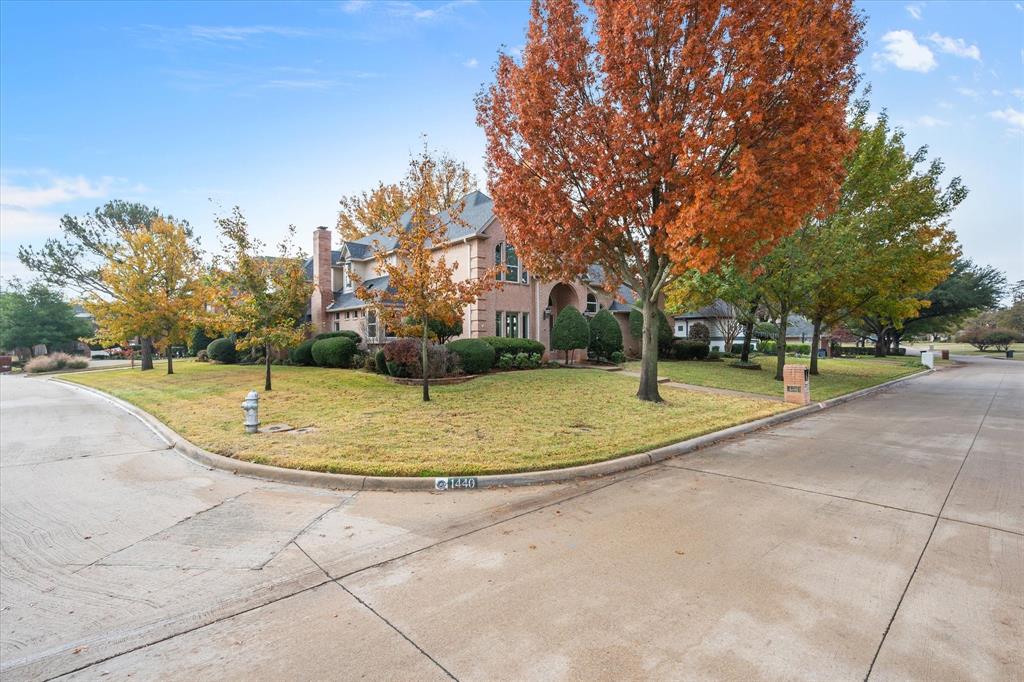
[546,282,579,344]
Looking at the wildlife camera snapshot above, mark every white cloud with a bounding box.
[905,3,923,20]
[262,79,336,90]
[937,100,953,110]
[990,107,1024,131]
[876,30,936,73]
[955,87,980,99]
[463,57,478,69]
[915,115,950,127]
[0,174,113,209]
[341,0,369,12]
[187,25,315,42]
[382,1,475,21]
[927,33,981,61]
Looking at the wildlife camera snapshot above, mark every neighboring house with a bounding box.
[673,300,751,352]
[306,191,639,354]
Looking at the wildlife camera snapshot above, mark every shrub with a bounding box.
[497,353,515,370]
[383,337,420,375]
[628,307,674,357]
[708,350,721,361]
[363,353,376,372]
[588,309,623,360]
[688,322,710,345]
[374,349,388,375]
[314,330,362,344]
[730,343,748,355]
[196,350,209,363]
[207,338,238,364]
[311,337,358,368]
[552,305,590,363]
[513,352,531,369]
[447,338,495,374]
[25,352,89,374]
[410,345,454,379]
[352,352,365,369]
[479,337,545,357]
[672,339,710,361]
[610,350,625,364]
[790,343,811,355]
[188,328,214,356]
[759,340,777,354]
[289,339,317,366]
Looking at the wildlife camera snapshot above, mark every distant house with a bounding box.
[672,300,752,352]
[305,191,639,353]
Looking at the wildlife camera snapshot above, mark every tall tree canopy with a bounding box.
[337,149,477,241]
[356,147,500,401]
[18,200,189,370]
[0,279,93,357]
[85,217,208,375]
[211,209,313,391]
[477,0,863,401]
[897,258,1006,339]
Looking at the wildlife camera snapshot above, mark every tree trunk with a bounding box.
[637,295,662,402]
[421,320,430,402]
[809,317,823,376]
[740,300,758,363]
[167,350,174,375]
[774,309,789,381]
[874,334,885,357]
[141,337,154,371]
[265,343,272,391]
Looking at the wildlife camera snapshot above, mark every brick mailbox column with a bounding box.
[783,364,810,405]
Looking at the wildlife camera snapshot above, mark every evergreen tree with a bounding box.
[552,305,590,365]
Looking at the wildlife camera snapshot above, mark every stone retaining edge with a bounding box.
[52,368,932,492]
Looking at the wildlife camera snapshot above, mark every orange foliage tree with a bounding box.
[477,0,863,401]
[356,147,501,401]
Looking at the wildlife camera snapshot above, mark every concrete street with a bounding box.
[0,358,1020,681]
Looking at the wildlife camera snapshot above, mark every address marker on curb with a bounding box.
[435,477,478,491]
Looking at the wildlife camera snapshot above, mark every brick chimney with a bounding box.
[310,226,333,332]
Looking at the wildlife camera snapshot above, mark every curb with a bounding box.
[52,368,932,492]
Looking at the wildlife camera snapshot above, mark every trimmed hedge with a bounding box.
[479,336,545,356]
[289,339,317,366]
[447,338,496,374]
[207,338,238,364]
[315,330,361,344]
[671,339,710,360]
[588,309,623,360]
[311,336,358,368]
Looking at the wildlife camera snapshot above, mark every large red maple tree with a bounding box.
[477,0,863,401]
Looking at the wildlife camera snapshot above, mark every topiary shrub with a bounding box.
[207,338,238,364]
[688,322,710,345]
[588,309,623,361]
[289,339,317,366]
[479,337,545,356]
[552,305,590,364]
[315,330,362,344]
[311,336,357,368]
[447,338,495,374]
[629,306,674,357]
[375,349,388,374]
[672,339,710,361]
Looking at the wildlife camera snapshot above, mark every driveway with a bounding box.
[0,359,1020,680]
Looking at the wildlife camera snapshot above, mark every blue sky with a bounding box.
[1,0,1022,288]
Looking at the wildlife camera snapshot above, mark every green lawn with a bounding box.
[65,362,789,477]
[626,355,925,401]
[906,342,1022,360]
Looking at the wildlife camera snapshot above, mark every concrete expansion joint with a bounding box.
[49,369,933,492]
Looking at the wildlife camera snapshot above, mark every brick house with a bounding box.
[305,191,639,354]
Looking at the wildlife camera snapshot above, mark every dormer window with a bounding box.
[495,241,528,284]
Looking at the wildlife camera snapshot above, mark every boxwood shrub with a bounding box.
[479,336,545,357]
[315,330,361,344]
[289,339,317,366]
[206,338,238,364]
[671,339,710,361]
[311,336,358,368]
[447,338,496,374]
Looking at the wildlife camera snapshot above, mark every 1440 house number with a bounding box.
[435,477,477,491]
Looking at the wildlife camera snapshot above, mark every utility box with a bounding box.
[783,364,810,405]
[921,351,935,368]
[0,356,11,374]
[941,349,949,360]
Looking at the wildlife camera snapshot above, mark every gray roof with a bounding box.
[784,315,815,339]
[303,250,342,280]
[608,285,636,312]
[343,190,495,257]
[325,276,392,312]
[675,299,734,320]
